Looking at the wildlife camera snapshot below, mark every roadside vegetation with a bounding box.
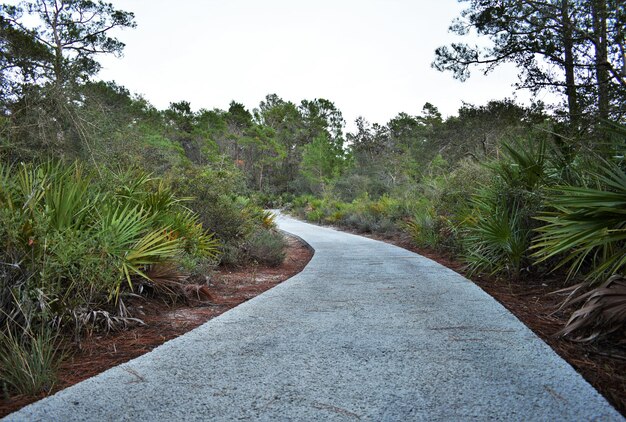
[1,0,625,408]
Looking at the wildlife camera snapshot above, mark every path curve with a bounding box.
[5,214,622,421]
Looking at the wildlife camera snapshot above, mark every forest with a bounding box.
[0,0,625,410]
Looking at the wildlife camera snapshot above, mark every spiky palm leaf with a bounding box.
[555,275,626,342]
[494,139,548,191]
[43,164,94,231]
[463,190,530,277]
[261,210,277,229]
[533,163,626,282]
[98,204,182,301]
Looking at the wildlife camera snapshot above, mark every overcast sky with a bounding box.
[96,0,547,128]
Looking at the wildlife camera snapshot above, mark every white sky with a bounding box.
[95,0,545,128]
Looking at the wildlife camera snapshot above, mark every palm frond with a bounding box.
[555,275,626,343]
[532,162,626,282]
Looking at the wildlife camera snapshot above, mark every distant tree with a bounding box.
[239,124,285,191]
[165,101,194,133]
[253,95,347,193]
[436,99,546,161]
[387,103,443,159]
[299,98,345,143]
[300,133,346,194]
[345,117,412,194]
[348,117,389,165]
[0,5,51,104]
[255,94,306,191]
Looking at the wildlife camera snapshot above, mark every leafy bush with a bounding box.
[306,209,325,222]
[533,162,626,282]
[0,324,63,396]
[0,161,219,337]
[406,210,442,249]
[461,140,548,278]
[463,191,530,277]
[434,158,490,223]
[245,229,287,267]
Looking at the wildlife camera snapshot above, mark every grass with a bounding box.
[0,325,64,396]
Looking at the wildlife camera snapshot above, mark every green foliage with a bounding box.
[533,162,626,282]
[169,165,249,243]
[0,324,63,396]
[461,139,549,278]
[2,0,136,86]
[98,204,182,301]
[245,229,287,267]
[0,161,218,337]
[306,208,325,223]
[405,209,448,250]
[433,0,626,122]
[463,192,530,277]
[292,194,409,235]
[300,133,347,194]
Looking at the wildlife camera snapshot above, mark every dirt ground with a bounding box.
[2,229,624,418]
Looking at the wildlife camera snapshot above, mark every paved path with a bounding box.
[5,214,622,421]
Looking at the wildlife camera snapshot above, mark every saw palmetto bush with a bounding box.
[461,139,548,278]
[405,207,448,249]
[463,188,531,277]
[0,161,219,395]
[533,162,626,283]
[532,161,626,343]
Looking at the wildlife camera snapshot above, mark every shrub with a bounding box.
[306,209,325,222]
[0,324,64,396]
[461,139,549,278]
[0,161,219,336]
[406,210,441,249]
[533,162,626,283]
[434,158,491,223]
[245,229,287,267]
[463,192,530,277]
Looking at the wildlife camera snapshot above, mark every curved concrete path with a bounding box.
[5,214,622,421]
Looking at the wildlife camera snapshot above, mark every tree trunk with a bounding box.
[592,0,610,120]
[560,0,580,124]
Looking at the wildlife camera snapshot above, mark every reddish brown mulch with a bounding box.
[0,234,313,418]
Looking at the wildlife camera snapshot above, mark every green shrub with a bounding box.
[245,229,287,267]
[219,242,246,267]
[341,211,377,232]
[533,162,626,283]
[0,161,219,336]
[463,193,530,277]
[460,140,548,278]
[435,158,491,222]
[306,209,325,223]
[169,164,251,245]
[406,210,440,248]
[325,210,345,224]
[0,324,64,396]
[292,194,316,209]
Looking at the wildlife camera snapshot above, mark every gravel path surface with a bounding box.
[5,213,622,421]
